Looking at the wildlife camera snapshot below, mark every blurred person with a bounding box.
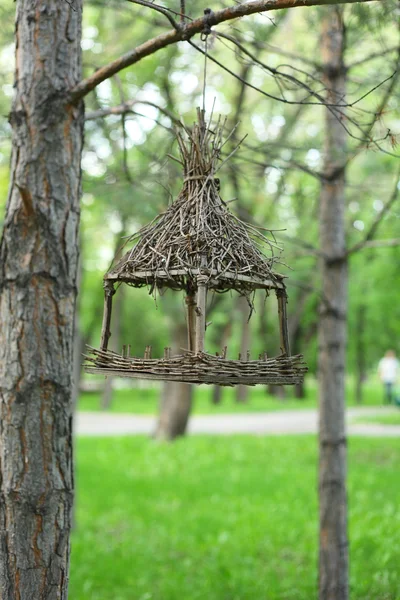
[378,350,399,404]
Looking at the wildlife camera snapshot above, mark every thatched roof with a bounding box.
[105,111,285,294]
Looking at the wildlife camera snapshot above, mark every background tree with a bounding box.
[0,0,399,598]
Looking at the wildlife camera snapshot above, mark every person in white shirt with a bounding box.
[378,350,399,404]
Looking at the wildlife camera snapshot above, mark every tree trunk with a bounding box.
[267,384,286,399]
[354,303,366,405]
[0,1,83,598]
[318,9,349,600]
[101,285,124,410]
[212,385,223,405]
[72,251,84,413]
[211,318,232,405]
[236,296,251,403]
[294,380,306,399]
[153,324,193,440]
[292,327,306,399]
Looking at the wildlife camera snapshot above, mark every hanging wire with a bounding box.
[200,8,213,115]
[202,34,208,114]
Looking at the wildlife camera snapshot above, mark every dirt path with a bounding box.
[75,406,400,437]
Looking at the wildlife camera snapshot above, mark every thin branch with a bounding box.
[357,238,400,250]
[347,46,399,70]
[85,99,181,126]
[346,50,400,161]
[124,0,180,30]
[347,168,400,256]
[69,0,376,103]
[217,32,327,103]
[253,41,322,71]
[190,38,397,150]
[232,153,324,182]
[277,233,324,257]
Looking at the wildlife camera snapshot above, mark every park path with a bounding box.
[76,406,400,437]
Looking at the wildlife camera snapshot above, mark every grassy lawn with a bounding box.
[78,377,386,414]
[70,436,400,600]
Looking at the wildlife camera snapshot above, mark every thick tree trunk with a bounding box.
[154,380,193,440]
[153,324,193,440]
[318,9,348,600]
[236,296,251,403]
[0,2,83,598]
[211,318,232,405]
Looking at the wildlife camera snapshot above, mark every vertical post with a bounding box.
[276,288,290,356]
[100,281,115,352]
[195,256,208,354]
[185,290,196,351]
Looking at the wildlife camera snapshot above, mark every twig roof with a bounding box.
[105,110,285,294]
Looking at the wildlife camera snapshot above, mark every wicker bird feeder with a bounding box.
[84,111,307,386]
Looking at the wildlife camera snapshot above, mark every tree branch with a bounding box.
[356,238,400,249]
[347,168,400,256]
[69,0,376,103]
[124,0,180,30]
[85,99,180,125]
[347,45,398,70]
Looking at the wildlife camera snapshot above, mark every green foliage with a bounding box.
[70,436,400,599]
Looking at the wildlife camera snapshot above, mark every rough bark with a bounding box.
[318,8,348,600]
[0,1,83,598]
[153,324,193,440]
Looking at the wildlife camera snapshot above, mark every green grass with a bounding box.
[353,411,400,426]
[71,436,400,600]
[78,377,385,414]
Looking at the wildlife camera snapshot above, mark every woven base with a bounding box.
[83,347,307,387]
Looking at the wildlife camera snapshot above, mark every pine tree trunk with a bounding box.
[318,9,348,600]
[0,1,83,598]
[236,296,251,403]
[212,385,223,405]
[153,324,193,440]
[211,319,232,405]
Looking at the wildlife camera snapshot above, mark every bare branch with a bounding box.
[251,41,322,71]
[347,168,400,256]
[347,46,399,70]
[189,37,398,150]
[124,0,180,30]
[85,99,180,126]
[69,0,376,103]
[217,31,327,103]
[357,238,400,249]
[277,233,324,257]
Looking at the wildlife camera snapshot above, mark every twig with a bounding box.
[68,0,376,103]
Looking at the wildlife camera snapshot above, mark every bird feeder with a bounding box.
[84,111,307,386]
